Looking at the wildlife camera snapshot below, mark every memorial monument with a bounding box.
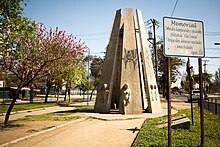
[94,8,162,114]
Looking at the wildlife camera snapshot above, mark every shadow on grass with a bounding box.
[1,101,58,106]
[54,106,94,114]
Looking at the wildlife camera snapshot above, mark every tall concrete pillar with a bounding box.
[94,9,121,113]
[136,9,162,113]
[111,24,123,109]
[120,8,143,114]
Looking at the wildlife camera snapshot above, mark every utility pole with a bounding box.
[152,19,158,83]
[203,60,209,93]
[187,58,194,125]
[85,46,90,106]
[146,19,159,83]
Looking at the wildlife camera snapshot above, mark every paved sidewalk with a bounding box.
[1,107,177,147]
[9,117,145,147]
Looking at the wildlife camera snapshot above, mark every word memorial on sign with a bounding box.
[163,17,204,58]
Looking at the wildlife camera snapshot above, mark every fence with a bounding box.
[0,91,10,99]
[204,97,220,116]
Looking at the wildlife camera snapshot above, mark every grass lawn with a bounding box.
[0,102,58,113]
[18,112,81,121]
[133,107,220,147]
[1,112,81,128]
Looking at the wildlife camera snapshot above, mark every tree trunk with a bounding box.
[67,88,70,102]
[163,86,166,99]
[56,90,60,103]
[45,80,52,103]
[30,85,34,103]
[64,84,67,101]
[89,85,97,100]
[163,82,167,99]
[45,86,51,103]
[4,89,20,125]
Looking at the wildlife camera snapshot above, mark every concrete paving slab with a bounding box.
[8,118,144,147]
[81,108,177,121]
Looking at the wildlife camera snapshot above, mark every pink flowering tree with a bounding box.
[1,23,85,125]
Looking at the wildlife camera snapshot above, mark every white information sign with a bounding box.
[163,17,204,57]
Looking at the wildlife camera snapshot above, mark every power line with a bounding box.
[171,0,179,17]
[83,37,107,40]
[75,31,109,37]
[208,64,220,67]
[205,56,220,59]
[205,34,220,36]
[205,31,220,33]
[205,48,220,54]
[72,29,220,40]
[205,32,220,36]
[205,52,220,55]
[205,48,220,50]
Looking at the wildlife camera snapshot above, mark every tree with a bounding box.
[43,54,86,103]
[0,0,36,55]
[0,68,12,87]
[209,67,220,93]
[214,68,220,93]
[54,77,63,102]
[44,61,66,103]
[192,73,212,93]
[77,81,89,99]
[89,56,103,99]
[1,0,35,124]
[61,60,87,101]
[192,73,211,85]
[1,21,84,125]
[181,79,190,93]
[157,44,184,97]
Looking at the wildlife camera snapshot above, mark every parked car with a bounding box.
[204,92,208,100]
[188,90,200,102]
[187,90,209,102]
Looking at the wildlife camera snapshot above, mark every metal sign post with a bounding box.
[187,58,194,125]
[167,57,172,146]
[198,58,204,146]
[163,17,205,146]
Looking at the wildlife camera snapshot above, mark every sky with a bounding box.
[23,0,220,80]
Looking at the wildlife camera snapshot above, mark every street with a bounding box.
[172,94,188,101]
[172,94,198,107]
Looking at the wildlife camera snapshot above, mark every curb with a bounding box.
[0,117,86,147]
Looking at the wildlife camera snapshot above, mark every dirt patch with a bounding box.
[161,97,191,110]
[0,120,69,145]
